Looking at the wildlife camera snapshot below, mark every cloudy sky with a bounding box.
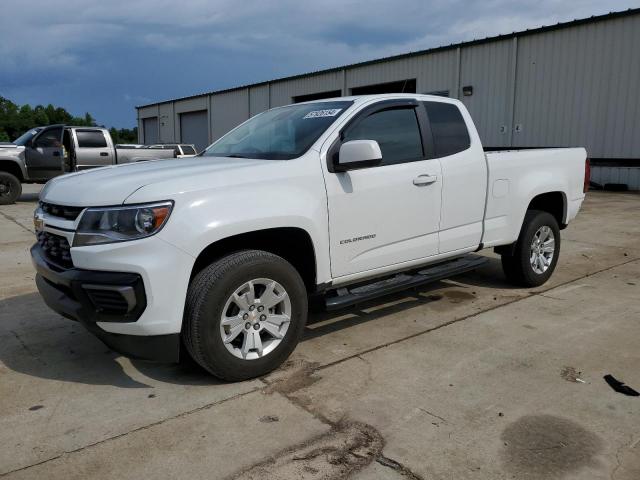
[1,0,638,128]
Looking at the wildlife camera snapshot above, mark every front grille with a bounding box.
[84,289,131,315]
[37,231,73,268]
[40,202,84,221]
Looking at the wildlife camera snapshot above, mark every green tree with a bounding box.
[0,96,132,141]
[33,105,50,126]
[108,127,138,144]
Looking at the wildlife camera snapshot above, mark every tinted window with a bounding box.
[343,108,423,165]
[14,128,43,146]
[34,127,63,148]
[76,130,107,148]
[423,102,470,157]
[181,145,196,155]
[204,100,353,160]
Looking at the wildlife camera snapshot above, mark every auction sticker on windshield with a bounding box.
[303,109,342,119]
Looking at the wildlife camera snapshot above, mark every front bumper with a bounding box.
[32,244,179,362]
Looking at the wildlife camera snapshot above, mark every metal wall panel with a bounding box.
[460,39,515,147]
[173,96,208,143]
[591,166,640,190]
[138,105,158,143]
[180,110,209,152]
[269,71,344,107]
[136,10,640,183]
[210,89,249,141]
[346,51,457,97]
[158,103,174,143]
[249,85,270,116]
[142,117,159,144]
[138,105,159,118]
[512,15,640,158]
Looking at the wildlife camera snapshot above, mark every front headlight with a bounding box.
[73,201,173,247]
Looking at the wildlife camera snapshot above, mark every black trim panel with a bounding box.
[32,244,178,362]
[32,243,147,323]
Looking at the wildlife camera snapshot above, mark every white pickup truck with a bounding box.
[31,94,589,380]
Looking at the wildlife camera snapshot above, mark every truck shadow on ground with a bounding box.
[0,293,218,388]
[18,192,39,203]
[0,259,513,388]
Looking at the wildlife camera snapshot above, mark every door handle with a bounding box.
[413,174,438,186]
[100,152,108,157]
[53,151,61,157]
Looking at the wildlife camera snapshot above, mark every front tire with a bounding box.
[501,210,561,287]
[183,250,308,381]
[0,172,22,205]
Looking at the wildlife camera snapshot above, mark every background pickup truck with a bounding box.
[0,125,176,204]
[31,94,589,381]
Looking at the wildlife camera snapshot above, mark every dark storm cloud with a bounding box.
[1,0,636,127]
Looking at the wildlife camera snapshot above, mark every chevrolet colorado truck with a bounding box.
[0,125,176,204]
[31,94,589,381]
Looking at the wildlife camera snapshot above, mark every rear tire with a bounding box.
[183,250,308,381]
[501,210,561,287]
[0,172,22,205]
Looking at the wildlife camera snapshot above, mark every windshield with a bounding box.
[13,128,43,146]
[202,100,353,160]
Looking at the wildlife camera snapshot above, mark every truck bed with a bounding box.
[482,147,587,248]
[115,146,176,164]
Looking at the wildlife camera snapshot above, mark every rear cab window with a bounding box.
[423,102,470,158]
[76,130,108,148]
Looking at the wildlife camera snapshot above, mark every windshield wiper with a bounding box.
[225,154,252,158]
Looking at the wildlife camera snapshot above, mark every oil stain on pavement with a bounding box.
[501,414,603,479]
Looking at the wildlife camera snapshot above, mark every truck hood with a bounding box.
[41,157,270,206]
[0,144,24,157]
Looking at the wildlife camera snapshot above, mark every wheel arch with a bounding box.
[0,159,26,182]
[190,227,318,292]
[527,191,567,228]
[495,190,567,256]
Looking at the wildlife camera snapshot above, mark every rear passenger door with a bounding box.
[324,100,443,278]
[73,129,114,169]
[423,101,487,253]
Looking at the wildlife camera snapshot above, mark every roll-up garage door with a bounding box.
[180,110,209,153]
[143,117,159,144]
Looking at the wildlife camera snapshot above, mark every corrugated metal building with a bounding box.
[136,8,640,189]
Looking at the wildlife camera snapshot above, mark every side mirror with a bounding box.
[334,140,382,172]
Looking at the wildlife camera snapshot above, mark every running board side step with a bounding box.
[325,254,488,311]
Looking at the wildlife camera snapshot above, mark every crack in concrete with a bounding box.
[0,210,33,234]
[227,420,386,479]
[376,454,425,479]
[417,407,448,424]
[10,330,46,366]
[3,255,638,478]
[0,387,262,477]
[610,434,639,480]
[313,255,640,374]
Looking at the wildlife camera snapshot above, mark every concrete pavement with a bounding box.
[0,186,638,479]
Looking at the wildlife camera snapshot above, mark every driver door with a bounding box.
[25,126,64,180]
[323,100,443,278]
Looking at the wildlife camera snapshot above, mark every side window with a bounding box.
[76,130,108,148]
[34,127,63,148]
[182,146,196,155]
[423,102,470,158]
[343,108,423,166]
